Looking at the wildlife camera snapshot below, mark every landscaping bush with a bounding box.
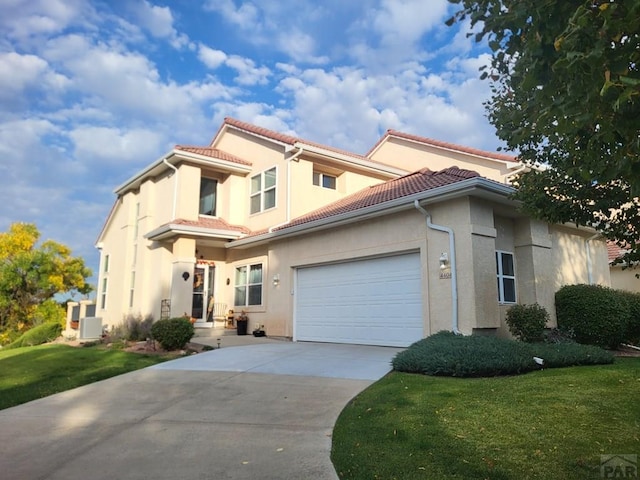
[392,330,613,377]
[120,314,154,341]
[150,317,194,351]
[620,290,640,345]
[528,342,614,367]
[505,303,549,342]
[555,284,629,349]
[392,331,534,377]
[5,322,62,349]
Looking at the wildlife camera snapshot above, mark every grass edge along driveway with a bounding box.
[0,344,174,410]
[332,358,640,480]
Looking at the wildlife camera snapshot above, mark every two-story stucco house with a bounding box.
[95,118,610,347]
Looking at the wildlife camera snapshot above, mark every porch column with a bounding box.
[514,219,555,324]
[170,237,196,319]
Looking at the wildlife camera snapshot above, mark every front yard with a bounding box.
[0,344,175,410]
[332,358,640,480]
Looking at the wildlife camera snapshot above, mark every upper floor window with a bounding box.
[103,254,109,273]
[496,251,516,304]
[313,171,337,190]
[234,263,263,306]
[250,167,276,214]
[200,178,218,216]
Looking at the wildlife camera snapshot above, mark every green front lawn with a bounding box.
[332,358,640,480]
[0,344,174,410]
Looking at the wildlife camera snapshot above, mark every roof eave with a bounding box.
[226,178,516,249]
[378,132,520,167]
[145,223,245,242]
[114,149,252,196]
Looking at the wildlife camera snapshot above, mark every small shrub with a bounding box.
[150,317,194,351]
[505,303,549,343]
[544,327,575,344]
[122,314,154,341]
[5,322,62,349]
[620,290,640,345]
[555,284,629,349]
[392,330,613,377]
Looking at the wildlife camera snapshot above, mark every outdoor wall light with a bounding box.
[439,253,449,270]
[272,274,280,286]
[182,271,190,281]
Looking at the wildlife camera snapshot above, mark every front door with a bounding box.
[191,266,206,321]
[192,264,216,323]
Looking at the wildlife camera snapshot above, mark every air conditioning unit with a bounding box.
[79,317,103,340]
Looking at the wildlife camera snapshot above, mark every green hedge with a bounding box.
[555,284,629,348]
[150,317,194,351]
[391,331,613,377]
[620,290,640,344]
[5,323,62,349]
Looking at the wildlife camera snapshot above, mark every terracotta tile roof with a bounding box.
[174,145,252,166]
[272,166,480,232]
[608,240,629,263]
[172,217,251,234]
[217,117,369,160]
[367,129,518,163]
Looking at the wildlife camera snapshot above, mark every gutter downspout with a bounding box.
[269,146,305,233]
[585,232,601,285]
[414,200,460,334]
[163,159,179,219]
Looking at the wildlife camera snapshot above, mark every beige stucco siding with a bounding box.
[550,226,610,289]
[611,267,640,292]
[255,209,430,338]
[369,138,513,182]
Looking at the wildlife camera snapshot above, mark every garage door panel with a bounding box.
[295,253,423,347]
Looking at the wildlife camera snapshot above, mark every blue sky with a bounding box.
[0,0,500,296]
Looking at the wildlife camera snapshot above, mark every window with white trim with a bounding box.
[496,251,516,303]
[129,271,135,308]
[313,171,337,190]
[100,277,108,310]
[234,263,263,306]
[199,178,217,216]
[250,167,276,214]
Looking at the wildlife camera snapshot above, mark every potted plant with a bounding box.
[236,310,249,336]
[253,324,266,337]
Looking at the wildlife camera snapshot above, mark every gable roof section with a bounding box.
[114,146,253,196]
[211,117,407,177]
[274,166,480,231]
[174,145,252,166]
[367,129,519,165]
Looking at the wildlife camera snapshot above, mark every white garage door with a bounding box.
[295,253,423,347]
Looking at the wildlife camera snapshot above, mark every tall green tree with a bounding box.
[447,0,640,266]
[0,223,92,335]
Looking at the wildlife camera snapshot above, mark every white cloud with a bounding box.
[69,126,165,164]
[225,56,271,85]
[133,1,191,49]
[203,0,260,30]
[0,0,92,42]
[42,34,234,121]
[198,45,270,85]
[373,0,449,45]
[0,52,48,91]
[198,44,227,69]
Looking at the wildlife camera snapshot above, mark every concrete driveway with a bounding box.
[0,341,402,480]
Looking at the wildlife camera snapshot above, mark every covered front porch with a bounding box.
[144,216,250,329]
